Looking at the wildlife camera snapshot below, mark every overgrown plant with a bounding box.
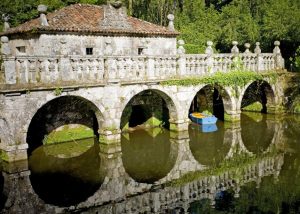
[161,71,277,87]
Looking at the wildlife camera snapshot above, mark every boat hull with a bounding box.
[189,113,218,125]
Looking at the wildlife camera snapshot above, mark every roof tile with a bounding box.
[1,4,179,37]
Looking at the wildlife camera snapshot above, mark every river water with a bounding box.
[1,112,300,213]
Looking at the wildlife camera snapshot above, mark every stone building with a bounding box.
[0,2,178,84]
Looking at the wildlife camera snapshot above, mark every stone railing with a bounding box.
[0,40,284,87]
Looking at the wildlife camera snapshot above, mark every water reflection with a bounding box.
[121,128,177,183]
[29,138,104,207]
[189,122,229,166]
[1,113,300,213]
[241,112,275,154]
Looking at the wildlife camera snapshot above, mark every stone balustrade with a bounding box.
[0,41,284,87]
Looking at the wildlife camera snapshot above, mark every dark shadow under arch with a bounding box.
[189,85,230,121]
[241,81,275,113]
[120,89,177,130]
[26,96,101,155]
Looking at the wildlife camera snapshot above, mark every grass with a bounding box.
[43,125,94,145]
[42,138,95,158]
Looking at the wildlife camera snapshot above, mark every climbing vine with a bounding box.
[160,71,278,87]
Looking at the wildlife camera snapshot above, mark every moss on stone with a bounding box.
[144,116,162,127]
[224,113,240,122]
[0,150,9,162]
[44,125,94,145]
[42,138,94,158]
[242,101,263,112]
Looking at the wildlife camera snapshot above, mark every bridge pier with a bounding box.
[169,119,189,132]
[224,110,241,122]
[98,128,121,144]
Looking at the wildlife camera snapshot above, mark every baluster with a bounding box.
[48,59,57,82]
[96,58,104,80]
[71,58,78,81]
[18,59,28,83]
[28,59,37,83]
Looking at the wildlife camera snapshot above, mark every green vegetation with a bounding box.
[53,87,63,96]
[43,125,94,144]
[290,46,300,72]
[0,150,9,162]
[242,101,262,112]
[0,0,299,63]
[42,138,94,158]
[161,71,277,87]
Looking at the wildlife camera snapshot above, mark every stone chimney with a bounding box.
[100,1,132,30]
[38,4,49,26]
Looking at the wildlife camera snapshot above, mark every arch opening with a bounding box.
[26,96,102,155]
[189,85,226,121]
[241,81,275,114]
[120,90,176,131]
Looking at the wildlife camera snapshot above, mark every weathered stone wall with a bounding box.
[9,34,177,56]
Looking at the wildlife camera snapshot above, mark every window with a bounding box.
[138,48,144,55]
[16,46,26,53]
[86,47,93,55]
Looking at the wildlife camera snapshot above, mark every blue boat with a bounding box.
[189,112,218,125]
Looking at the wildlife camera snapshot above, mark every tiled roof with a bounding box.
[0,4,179,37]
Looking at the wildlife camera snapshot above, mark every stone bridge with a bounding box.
[0,38,286,161]
[0,123,284,213]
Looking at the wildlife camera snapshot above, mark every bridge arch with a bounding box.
[240,80,276,113]
[120,88,178,130]
[26,95,103,155]
[189,84,234,120]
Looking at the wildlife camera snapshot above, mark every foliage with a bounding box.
[160,70,269,87]
[0,0,299,66]
[53,87,63,96]
[290,46,300,72]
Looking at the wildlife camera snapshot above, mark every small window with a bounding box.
[86,48,93,55]
[16,46,26,53]
[138,48,144,55]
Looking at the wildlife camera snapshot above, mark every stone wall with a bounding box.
[9,34,177,57]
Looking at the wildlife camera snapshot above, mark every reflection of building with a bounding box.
[0,139,284,213]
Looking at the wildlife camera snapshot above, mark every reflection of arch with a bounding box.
[120,89,178,129]
[241,113,275,154]
[121,129,177,183]
[188,123,230,166]
[240,80,276,113]
[29,139,105,207]
[189,84,233,120]
[26,95,103,155]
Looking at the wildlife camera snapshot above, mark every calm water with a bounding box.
[1,112,300,213]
